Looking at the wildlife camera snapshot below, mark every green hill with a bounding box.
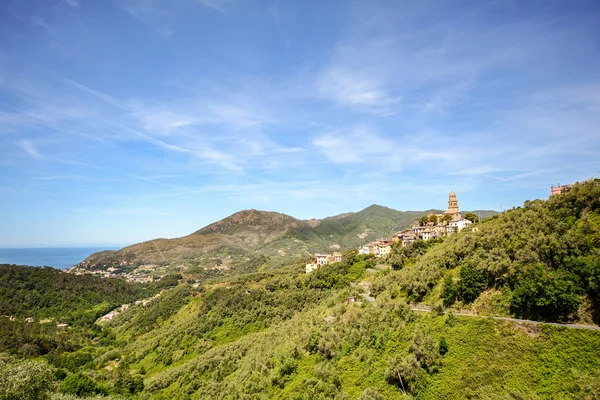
[386,179,600,323]
[75,206,434,273]
[0,264,170,325]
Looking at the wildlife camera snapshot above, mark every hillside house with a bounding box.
[329,253,343,263]
[550,182,575,196]
[306,252,342,273]
[394,231,417,247]
[446,218,473,235]
[315,254,328,265]
[358,238,393,258]
[305,263,319,274]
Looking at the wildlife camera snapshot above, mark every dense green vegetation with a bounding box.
[0,264,180,362]
[383,180,600,323]
[0,264,174,325]
[1,183,599,399]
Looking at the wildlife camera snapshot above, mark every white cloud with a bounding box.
[157,26,174,37]
[136,110,196,135]
[191,0,229,13]
[64,0,80,7]
[318,67,398,109]
[313,128,401,169]
[15,140,42,159]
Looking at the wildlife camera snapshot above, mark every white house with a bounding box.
[315,254,328,265]
[358,245,370,255]
[446,219,473,234]
[305,263,319,273]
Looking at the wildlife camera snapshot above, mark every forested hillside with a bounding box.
[4,257,598,400]
[385,179,600,323]
[0,264,172,324]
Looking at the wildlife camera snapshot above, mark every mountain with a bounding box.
[76,205,430,272]
[76,205,497,273]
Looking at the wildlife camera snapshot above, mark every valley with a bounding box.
[1,181,599,399]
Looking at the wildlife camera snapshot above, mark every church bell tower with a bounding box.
[446,191,459,215]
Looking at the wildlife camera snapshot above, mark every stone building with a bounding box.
[444,191,460,216]
[306,252,342,273]
[393,191,471,246]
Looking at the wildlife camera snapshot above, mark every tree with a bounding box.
[419,216,429,226]
[442,273,457,307]
[459,262,487,303]
[428,214,439,225]
[510,264,580,321]
[61,372,105,397]
[464,212,479,223]
[0,355,53,400]
[412,326,441,372]
[359,387,385,400]
[439,337,449,355]
[440,214,453,224]
[386,355,421,394]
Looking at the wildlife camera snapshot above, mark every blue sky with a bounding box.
[1,0,599,247]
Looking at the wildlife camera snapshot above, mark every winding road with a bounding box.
[356,280,600,332]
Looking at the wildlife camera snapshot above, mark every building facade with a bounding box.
[392,191,473,246]
[306,252,342,273]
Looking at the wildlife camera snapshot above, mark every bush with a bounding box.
[61,373,105,397]
[510,265,580,321]
[0,355,53,400]
[359,387,385,400]
[438,337,448,355]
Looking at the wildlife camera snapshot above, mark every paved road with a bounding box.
[357,280,600,332]
[411,306,600,331]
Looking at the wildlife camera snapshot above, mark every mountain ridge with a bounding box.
[76,205,497,272]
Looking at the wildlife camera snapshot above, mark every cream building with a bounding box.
[306,252,343,273]
[393,191,469,246]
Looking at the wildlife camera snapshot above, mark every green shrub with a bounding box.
[61,373,105,397]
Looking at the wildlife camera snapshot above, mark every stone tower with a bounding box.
[445,191,459,215]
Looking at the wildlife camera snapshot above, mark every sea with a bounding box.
[0,247,119,270]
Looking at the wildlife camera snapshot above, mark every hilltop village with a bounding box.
[306,191,475,273]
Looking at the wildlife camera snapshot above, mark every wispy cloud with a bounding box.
[313,127,402,169]
[64,0,80,8]
[318,67,400,111]
[30,16,56,36]
[15,140,42,159]
[192,0,230,13]
[117,0,229,36]
[104,207,172,216]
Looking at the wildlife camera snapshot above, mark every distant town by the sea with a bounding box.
[0,247,119,270]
